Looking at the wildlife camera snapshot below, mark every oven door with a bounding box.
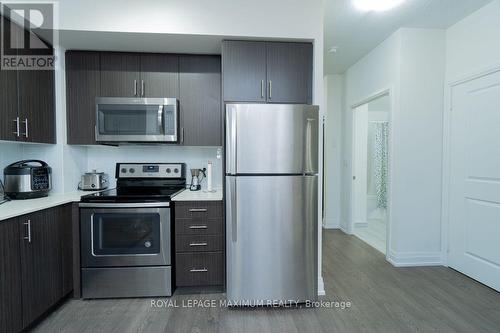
[80,206,170,267]
[95,97,178,143]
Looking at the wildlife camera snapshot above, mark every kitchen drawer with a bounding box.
[175,252,223,287]
[176,234,223,253]
[175,201,223,219]
[175,218,223,235]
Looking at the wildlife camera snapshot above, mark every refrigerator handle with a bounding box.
[226,106,237,173]
[304,117,317,174]
[227,177,237,242]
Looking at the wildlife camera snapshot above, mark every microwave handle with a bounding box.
[158,105,164,133]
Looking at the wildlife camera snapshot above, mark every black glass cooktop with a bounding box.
[81,180,186,203]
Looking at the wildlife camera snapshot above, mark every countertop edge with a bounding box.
[0,191,100,221]
[171,188,224,202]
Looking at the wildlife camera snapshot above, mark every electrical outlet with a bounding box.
[216,148,222,159]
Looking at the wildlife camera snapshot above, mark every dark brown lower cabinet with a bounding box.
[174,201,224,288]
[59,204,74,296]
[176,252,224,287]
[0,218,23,333]
[0,204,73,332]
[19,208,63,327]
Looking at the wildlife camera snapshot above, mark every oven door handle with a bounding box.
[79,202,170,208]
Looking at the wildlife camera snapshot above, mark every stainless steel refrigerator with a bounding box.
[225,103,319,304]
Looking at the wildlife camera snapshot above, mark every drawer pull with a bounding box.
[190,268,208,273]
[189,208,208,212]
[189,242,208,247]
[189,225,208,229]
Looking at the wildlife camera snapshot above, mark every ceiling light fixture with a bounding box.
[353,0,405,12]
[328,46,339,53]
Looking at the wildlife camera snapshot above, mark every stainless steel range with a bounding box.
[79,163,186,299]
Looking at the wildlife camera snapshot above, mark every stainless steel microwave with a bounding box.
[95,97,178,143]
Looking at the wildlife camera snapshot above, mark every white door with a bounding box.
[448,71,500,291]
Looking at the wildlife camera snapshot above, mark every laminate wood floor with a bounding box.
[32,230,500,333]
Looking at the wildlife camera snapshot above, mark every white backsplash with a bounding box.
[0,141,23,172]
[85,145,223,189]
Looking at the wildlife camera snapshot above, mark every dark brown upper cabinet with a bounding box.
[100,52,141,97]
[17,69,56,144]
[0,62,19,142]
[140,54,179,98]
[222,40,313,104]
[66,51,101,145]
[0,16,56,144]
[179,55,222,146]
[66,51,222,146]
[222,41,267,103]
[266,42,313,104]
[101,52,180,98]
[0,16,20,142]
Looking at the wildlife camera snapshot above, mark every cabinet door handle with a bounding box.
[22,118,28,138]
[24,220,31,243]
[133,80,138,96]
[180,127,184,144]
[13,117,20,137]
[261,80,264,98]
[189,242,208,247]
[189,208,207,212]
[190,268,208,273]
[141,80,145,97]
[269,80,272,99]
[189,225,208,229]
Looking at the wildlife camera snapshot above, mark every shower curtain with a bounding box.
[373,122,388,209]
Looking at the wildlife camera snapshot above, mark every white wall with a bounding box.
[0,142,23,172]
[352,104,369,226]
[338,28,446,266]
[446,0,500,81]
[324,74,343,229]
[342,31,402,233]
[393,29,445,260]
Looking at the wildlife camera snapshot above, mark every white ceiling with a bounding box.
[324,0,494,74]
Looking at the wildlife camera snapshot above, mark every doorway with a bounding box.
[352,93,391,254]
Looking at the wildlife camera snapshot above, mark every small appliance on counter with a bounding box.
[79,170,109,191]
[0,180,8,205]
[189,168,206,191]
[3,160,52,200]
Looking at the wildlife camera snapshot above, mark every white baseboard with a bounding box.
[317,276,325,296]
[354,221,368,228]
[387,250,444,267]
[339,221,352,235]
[323,217,340,229]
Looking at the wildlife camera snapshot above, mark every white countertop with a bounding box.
[0,190,100,221]
[171,188,223,201]
[0,187,223,221]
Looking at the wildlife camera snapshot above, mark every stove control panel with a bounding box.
[117,163,185,178]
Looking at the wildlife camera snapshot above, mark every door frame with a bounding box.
[442,63,500,266]
[350,87,395,258]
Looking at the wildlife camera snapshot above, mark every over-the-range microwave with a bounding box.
[95,97,178,143]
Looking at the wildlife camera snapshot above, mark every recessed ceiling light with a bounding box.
[328,46,339,53]
[353,0,405,12]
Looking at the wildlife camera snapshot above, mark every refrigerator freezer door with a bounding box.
[226,175,318,303]
[226,104,319,175]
